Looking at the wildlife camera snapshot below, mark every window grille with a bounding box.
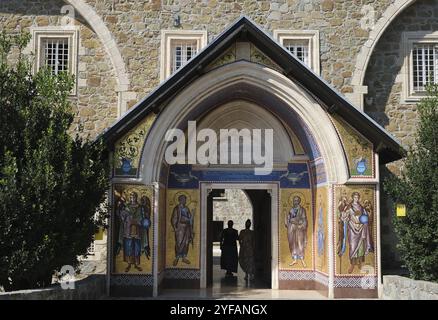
[283,39,310,66]
[412,43,437,92]
[41,38,70,75]
[171,40,197,73]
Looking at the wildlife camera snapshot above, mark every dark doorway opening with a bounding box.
[206,188,272,289]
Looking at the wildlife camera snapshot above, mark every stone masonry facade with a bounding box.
[213,189,253,232]
[1,0,434,272]
[364,0,438,270]
[365,0,438,149]
[1,0,119,138]
[0,0,397,139]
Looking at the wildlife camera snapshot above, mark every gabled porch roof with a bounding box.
[102,16,405,164]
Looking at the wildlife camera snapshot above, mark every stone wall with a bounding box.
[2,0,426,143]
[0,0,119,139]
[83,0,393,99]
[364,0,438,149]
[363,0,438,271]
[79,240,107,275]
[1,0,409,138]
[0,275,106,300]
[383,275,438,300]
[213,189,252,231]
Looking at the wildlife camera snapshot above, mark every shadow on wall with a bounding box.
[363,0,438,277]
[379,165,409,276]
[363,0,438,128]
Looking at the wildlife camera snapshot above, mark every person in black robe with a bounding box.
[220,220,238,276]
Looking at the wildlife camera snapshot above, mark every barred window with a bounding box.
[160,30,207,81]
[41,38,70,75]
[283,39,310,66]
[274,30,320,74]
[412,43,437,92]
[171,40,198,73]
[31,28,78,95]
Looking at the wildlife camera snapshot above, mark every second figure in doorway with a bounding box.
[238,219,255,280]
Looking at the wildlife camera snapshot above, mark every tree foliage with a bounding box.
[0,32,109,291]
[385,84,438,282]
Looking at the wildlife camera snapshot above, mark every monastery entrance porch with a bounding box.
[204,185,275,290]
[106,18,404,299]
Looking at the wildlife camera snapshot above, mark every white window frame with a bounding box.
[160,30,207,81]
[273,30,320,75]
[30,26,79,95]
[402,31,438,103]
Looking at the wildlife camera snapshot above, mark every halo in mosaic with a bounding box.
[334,184,377,276]
[113,184,154,275]
[280,188,313,270]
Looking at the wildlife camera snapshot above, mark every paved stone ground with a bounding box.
[113,247,328,300]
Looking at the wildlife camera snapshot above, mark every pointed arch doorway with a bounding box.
[201,182,279,290]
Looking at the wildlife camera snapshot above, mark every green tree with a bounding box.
[0,32,109,291]
[385,84,438,282]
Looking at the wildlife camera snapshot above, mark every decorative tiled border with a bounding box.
[279,270,315,281]
[334,276,378,289]
[164,269,201,279]
[279,271,329,287]
[110,275,153,286]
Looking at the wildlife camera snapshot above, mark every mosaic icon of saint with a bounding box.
[171,194,195,266]
[317,197,325,259]
[337,192,374,274]
[285,196,308,267]
[117,192,151,272]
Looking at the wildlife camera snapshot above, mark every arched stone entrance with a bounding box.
[136,61,345,297]
[202,183,276,289]
[139,61,348,185]
[105,17,403,299]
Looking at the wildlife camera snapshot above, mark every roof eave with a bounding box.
[101,16,405,164]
